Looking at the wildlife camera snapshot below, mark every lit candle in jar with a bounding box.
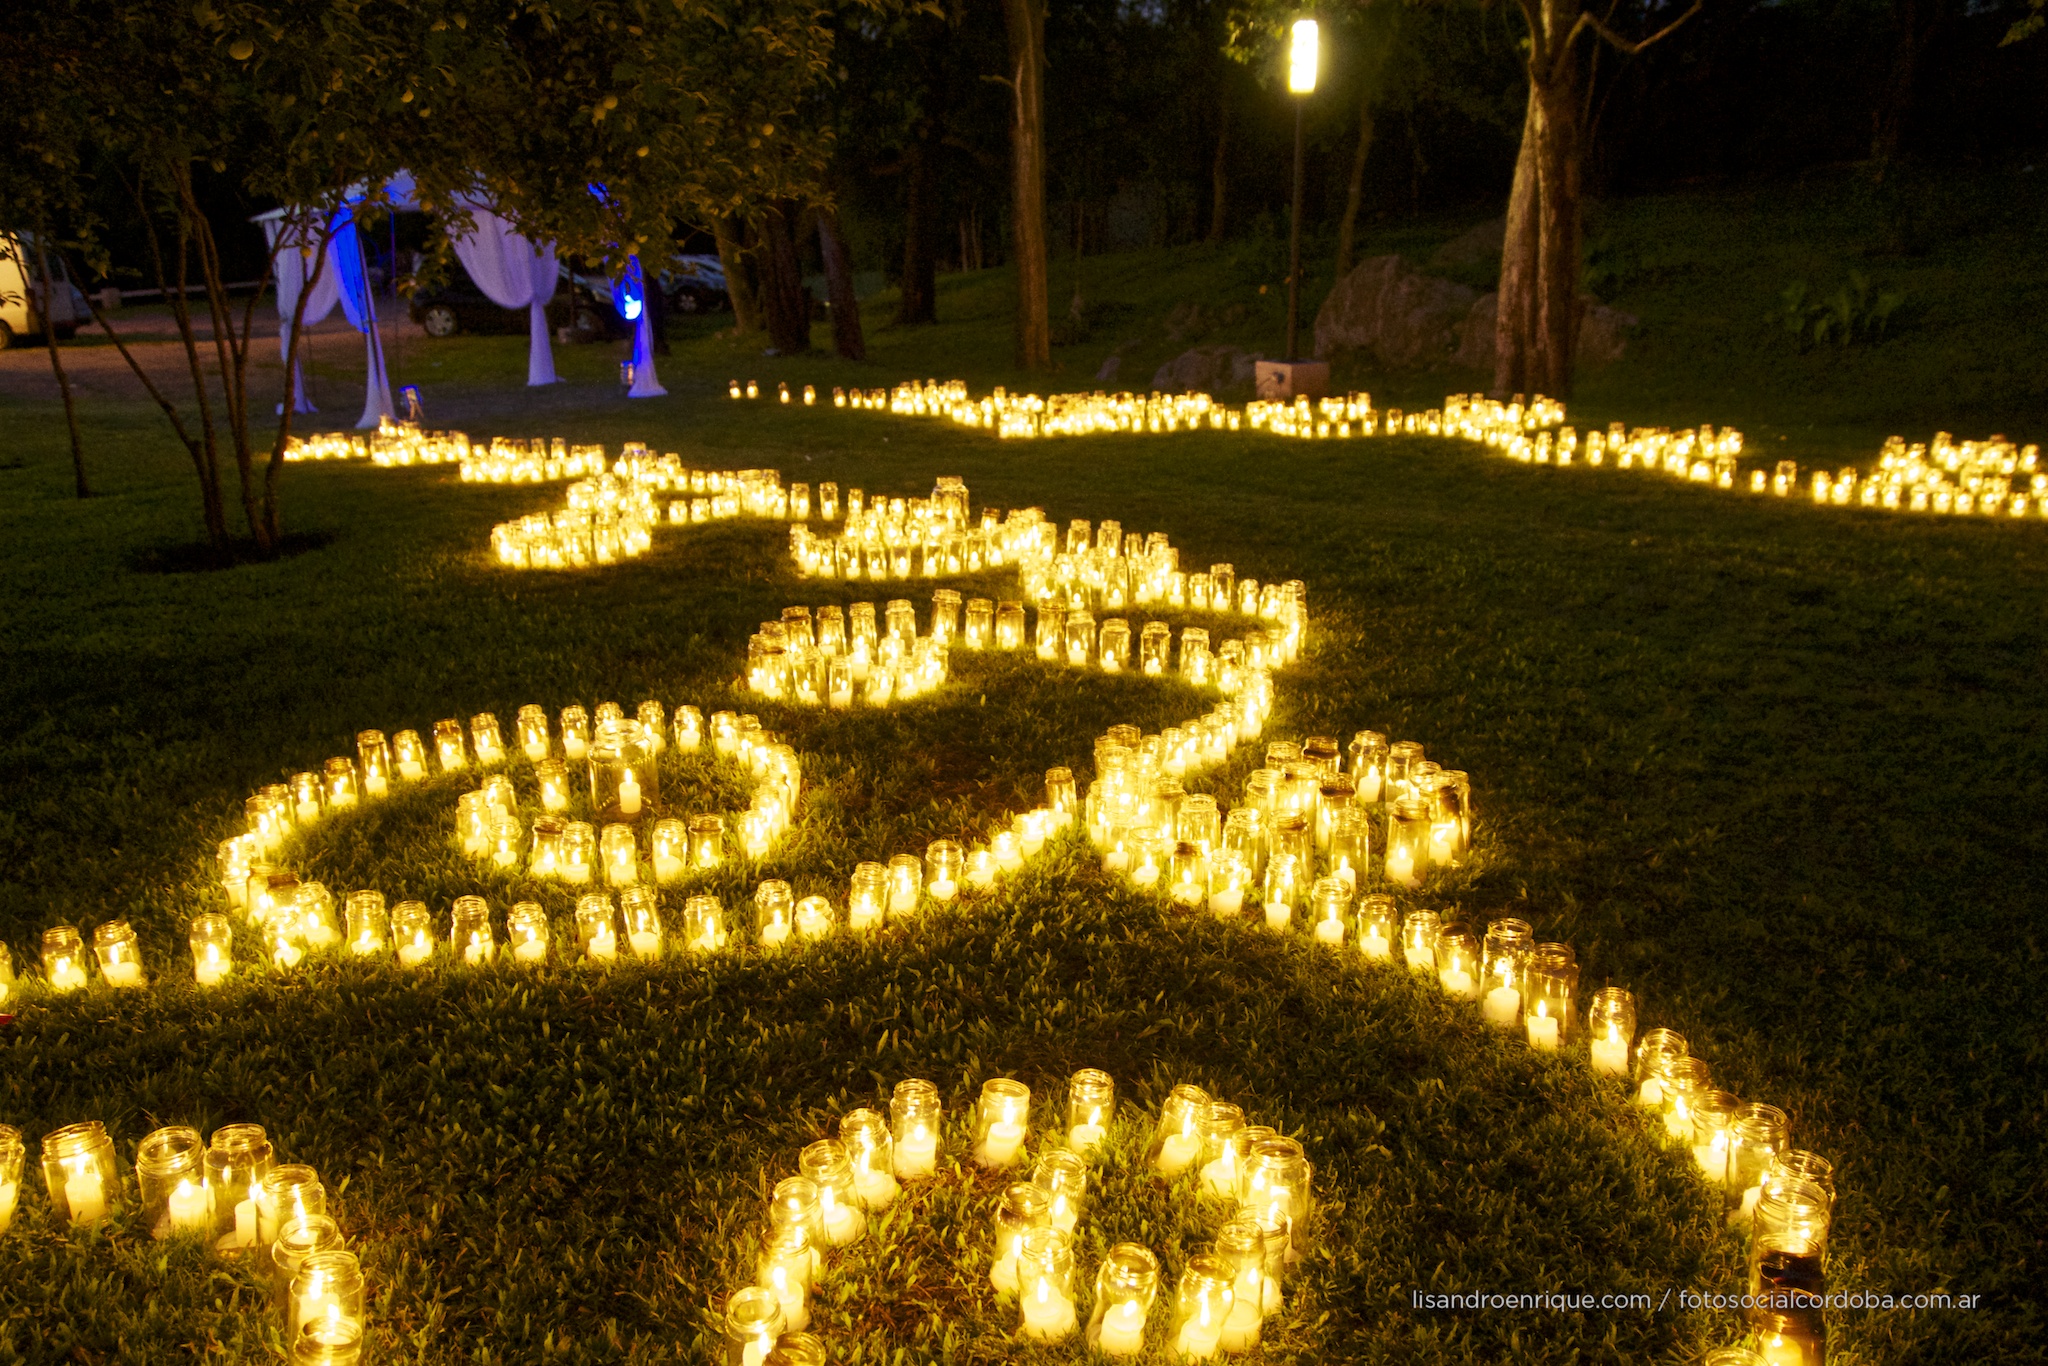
[168,1178,208,1232]
[1526,1003,1560,1050]
[976,1078,1030,1168]
[1484,985,1522,1027]
[617,768,642,816]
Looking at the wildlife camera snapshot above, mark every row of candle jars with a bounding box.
[0,1122,365,1362]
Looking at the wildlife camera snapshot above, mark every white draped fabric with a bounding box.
[446,202,561,386]
[259,207,394,428]
[262,213,342,416]
[625,253,666,399]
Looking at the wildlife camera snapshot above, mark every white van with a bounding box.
[0,231,84,347]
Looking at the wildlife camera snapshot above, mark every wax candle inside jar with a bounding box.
[1592,1031,1630,1076]
[64,1161,107,1225]
[1526,1006,1560,1050]
[168,1178,208,1232]
[1484,985,1522,1026]
[1098,1301,1146,1355]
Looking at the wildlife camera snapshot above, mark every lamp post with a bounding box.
[1284,17,1318,365]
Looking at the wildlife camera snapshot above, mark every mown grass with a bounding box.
[2,169,2045,1361]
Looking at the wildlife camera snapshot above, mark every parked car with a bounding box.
[408,255,727,342]
[0,231,85,348]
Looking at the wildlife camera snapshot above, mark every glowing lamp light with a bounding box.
[1288,20,1319,94]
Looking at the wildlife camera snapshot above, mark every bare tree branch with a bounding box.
[1571,1,1703,57]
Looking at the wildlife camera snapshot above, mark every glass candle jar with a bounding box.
[1086,1242,1159,1356]
[1433,769,1472,863]
[885,854,922,916]
[1145,1083,1212,1179]
[356,730,391,797]
[296,883,340,950]
[1015,1226,1078,1340]
[516,704,550,762]
[559,822,596,884]
[1747,1176,1831,1304]
[1384,798,1430,887]
[575,894,620,961]
[1171,1253,1235,1359]
[1033,1148,1089,1233]
[289,1250,365,1343]
[1065,1069,1115,1154]
[390,728,427,781]
[535,759,571,814]
[975,1078,1031,1169]
[619,886,663,958]
[1523,949,1578,1051]
[345,891,387,957]
[470,713,505,766]
[890,1078,942,1178]
[1240,1136,1312,1259]
[1434,927,1480,998]
[559,705,591,761]
[451,895,495,965]
[1400,910,1440,974]
[1308,876,1351,946]
[836,863,882,934]
[674,705,704,753]
[687,814,725,869]
[0,1126,22,1235]
[839,1109,899,1210]
[256,1164,325,1249]
[792,895,834,940]
[600,823,639,887]
[392,901,435,967]
[754,880,794,947]
[432,718,467,773]
[650,819,688,881]
[768,1176,827,1282]
[1691,1090,1740,1185]
[189,912,233,986]
[42,924,89,992]
[1634,1028,1689,1107]
[799,1140,866,1247]
[1339,893,1388,962]
[290,771,324,825]
[756,1225,812,1334]
[41,1121,119,1226]
[507,902,550,964]
[323,757,358,809]
[1197,1102,1248,1199]
[1587,987,1637,1076]
[1660,1057,1714,1142]
[1729,1104,1791,1221]
[1214,1216,1270,1350]
[206,1123,273,1253]
[271,1213,344,1311]
[923,840,963,902]
[136,1125,207,1239]
[990,1181,1052,1292]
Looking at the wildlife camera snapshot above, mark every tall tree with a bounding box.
[1001,0,1052,369]
[1493,0,1699,398]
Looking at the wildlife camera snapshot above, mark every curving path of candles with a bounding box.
[4,453,1830,1366]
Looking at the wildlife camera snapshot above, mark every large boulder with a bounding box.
[1452,293,1639,372]
[1313,255,1478,366]
[1152,345,1259,395]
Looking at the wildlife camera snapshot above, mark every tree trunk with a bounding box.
[1494,89,1542,398]
[815,205,866,361]
[34,234,88,498]
[758,201,812,355]
[898,138,938,324]
[714,215,762,333]
[266,217,330,546]
[1532,38,1582,398]
[1870,0,1934,178]
[1206,83,1230,245]
[1333,96,1377,280]
[1002,0,1051,370]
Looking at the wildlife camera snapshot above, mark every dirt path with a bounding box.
[0,307,436,410]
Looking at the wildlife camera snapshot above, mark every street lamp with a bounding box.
[1284,17,1317,367]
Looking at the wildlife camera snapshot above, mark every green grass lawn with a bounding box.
[1,171,2045,1364]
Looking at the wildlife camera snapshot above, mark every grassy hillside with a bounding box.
[0,168,2043,1363]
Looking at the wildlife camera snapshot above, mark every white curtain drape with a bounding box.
[625,253,666,398]
[261,207,393,428]
[262,213,342,415]
[446,202,561,386]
